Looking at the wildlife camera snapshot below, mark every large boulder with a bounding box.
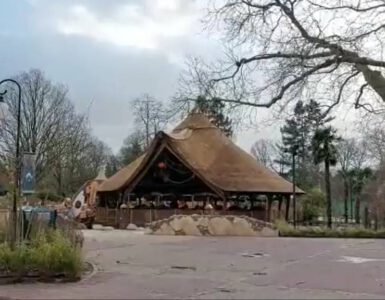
[169,216,201,236]
[156,222,176,235]
[207,217,234,236]
[149,214,278,237]
[231,217,256,236]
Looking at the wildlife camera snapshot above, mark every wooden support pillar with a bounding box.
[221,193,227,211]
[278,195,283,217]
[267,196,272,222]
[285,195,291,222]
[264,195,271,222]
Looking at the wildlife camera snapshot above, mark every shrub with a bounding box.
[275,219,385,238]
[301,188,325,223]
[0,228,82,279]
[30,229,82,276]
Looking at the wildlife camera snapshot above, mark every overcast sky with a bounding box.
[0,0,359,153]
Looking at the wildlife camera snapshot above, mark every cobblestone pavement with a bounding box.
[1,230,385,299]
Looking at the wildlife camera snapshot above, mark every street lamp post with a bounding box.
[285,145,298,227]
[292,145,298,228]
[0,79,22,248]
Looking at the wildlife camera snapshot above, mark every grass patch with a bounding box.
[0,228,82,280]
[275,219,385,238]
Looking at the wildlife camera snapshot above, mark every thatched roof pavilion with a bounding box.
[98,113,303,208]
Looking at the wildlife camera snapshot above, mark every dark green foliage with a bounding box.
[349,167,374,195]
[194,95,233,137]
[312,126,341,228]
[301,188,326,222]
[273,142,292,178]
[279,100,332,188]
[281,100,332,159]
[348,167,374,224]
[312,127,340,165]
[119,133,143,166]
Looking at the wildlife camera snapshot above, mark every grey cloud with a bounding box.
[0,33,180,151]
[1,0,290,154]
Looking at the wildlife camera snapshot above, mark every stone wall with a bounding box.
[148,214,278,237]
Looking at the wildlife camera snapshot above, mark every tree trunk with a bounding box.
[343,178,349,223]
[350,184,354,220]
[325,160,332,228]
[355,64,385,102]
[355,196,361,224]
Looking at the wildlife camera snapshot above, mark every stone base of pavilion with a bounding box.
[148,214,278,237]
[95,205,289,229]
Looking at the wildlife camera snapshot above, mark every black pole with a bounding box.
[0,79,22,249]
[292,150,296,228]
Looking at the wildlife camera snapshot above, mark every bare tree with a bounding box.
[0,69,109,197]
[250,138,278,170]
[0,70,74,181]
[132,94,168,148]
[361,113,385,167]
[366,130,385,167]
[189,0,385,114]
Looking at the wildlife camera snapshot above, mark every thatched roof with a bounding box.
[99,113,303,196]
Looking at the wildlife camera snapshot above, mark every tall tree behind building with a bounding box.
[279,100,332,189]
[132,94,168,148]
[119,132,143,166]
[312,126,341,228]
[194,95,233,137]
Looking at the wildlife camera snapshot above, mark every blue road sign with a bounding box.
[21,152,36,194]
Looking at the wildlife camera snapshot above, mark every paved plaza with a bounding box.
[2,230,385,299]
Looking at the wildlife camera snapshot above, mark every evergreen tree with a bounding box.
[279,100,332,189]
[312,126,341,228]
[119,133,143,166]
[273,142,292,178]
[194,95,233,137]
[348,167,373,224]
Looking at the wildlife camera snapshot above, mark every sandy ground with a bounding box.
[2,230,385,299]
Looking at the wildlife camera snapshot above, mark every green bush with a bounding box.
[275,219,385,238]
[0,229,82,278]
[30,229,82,275]
[301,188,325,222]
